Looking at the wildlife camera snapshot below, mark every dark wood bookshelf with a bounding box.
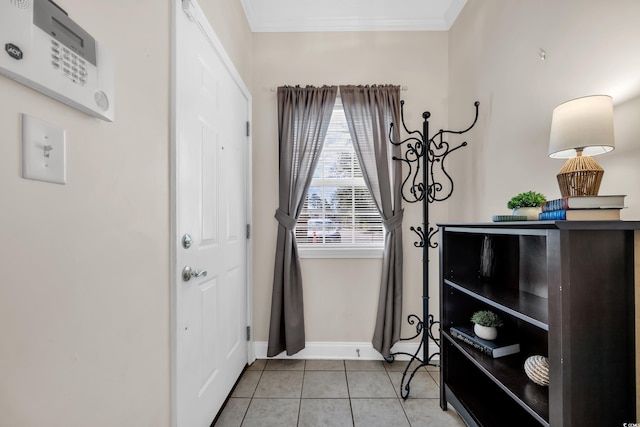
[439,221,639,427]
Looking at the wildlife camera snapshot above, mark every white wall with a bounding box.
[0,1,253,426]
[0,2,171,426]
[448,0,640,220]
[250,31,450,348]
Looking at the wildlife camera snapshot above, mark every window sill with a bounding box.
[298,246,384,259]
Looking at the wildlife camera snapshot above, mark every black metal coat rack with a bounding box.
[387,100,480,399]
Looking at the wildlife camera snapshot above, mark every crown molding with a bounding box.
[241,0,467,33]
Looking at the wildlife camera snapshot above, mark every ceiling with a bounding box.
[240,0,468,32]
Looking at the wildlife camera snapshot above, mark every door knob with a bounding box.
[182,266,208,281]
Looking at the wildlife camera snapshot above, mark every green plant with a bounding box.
[507,191,547,209]
[471,310,504,327]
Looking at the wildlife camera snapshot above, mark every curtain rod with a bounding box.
[270,85,408,92]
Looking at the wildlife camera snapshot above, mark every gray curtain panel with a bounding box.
[267,85,338,357]
[340,85,403,359]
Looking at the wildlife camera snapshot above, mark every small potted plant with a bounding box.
[507,191,547,220]
[471,310,504,340]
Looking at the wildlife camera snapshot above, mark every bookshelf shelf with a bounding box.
[439,221,639,427]
[443,331,549,425]
[444,279,549,329]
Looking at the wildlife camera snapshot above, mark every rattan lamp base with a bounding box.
[556,155,604,197]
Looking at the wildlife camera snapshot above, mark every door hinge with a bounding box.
[246,121,250,137]
[246,224,251,239]
[246,326,251,341]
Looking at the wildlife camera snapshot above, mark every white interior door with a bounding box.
[172,1,250,425]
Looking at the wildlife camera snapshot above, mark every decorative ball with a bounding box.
[524,355,549,386]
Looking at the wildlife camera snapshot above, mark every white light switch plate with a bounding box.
[22,114,66,184]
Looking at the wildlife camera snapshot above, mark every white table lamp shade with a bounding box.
[548,95,615,158]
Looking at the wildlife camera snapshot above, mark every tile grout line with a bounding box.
[240,364,264,426]
[343,360,356,427]
[247,366,265,424]
[385,365,413,426]
[296,360,306,426]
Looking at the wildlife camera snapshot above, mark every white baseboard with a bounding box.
[252,340,440,362]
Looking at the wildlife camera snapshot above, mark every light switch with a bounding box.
[22,114,66,184]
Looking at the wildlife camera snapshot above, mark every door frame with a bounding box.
[170,1,254,425]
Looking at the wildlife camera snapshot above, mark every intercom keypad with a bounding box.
[51,39,87,86]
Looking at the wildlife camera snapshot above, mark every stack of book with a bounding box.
[538,194,626,221]
[449,325,520,358]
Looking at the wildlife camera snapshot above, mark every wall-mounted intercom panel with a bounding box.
[0,0,115,121]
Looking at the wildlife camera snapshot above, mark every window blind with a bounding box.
[296,98,384,247]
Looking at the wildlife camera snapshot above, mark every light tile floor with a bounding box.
[214,359,466,427]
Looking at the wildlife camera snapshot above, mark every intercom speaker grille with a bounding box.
[10,0,32,9]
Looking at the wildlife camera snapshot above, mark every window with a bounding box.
[296,98,384,257]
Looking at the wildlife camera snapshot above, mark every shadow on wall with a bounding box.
[599,93,640,219]
[614,93,640,155]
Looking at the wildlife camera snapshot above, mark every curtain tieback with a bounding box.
[275,208,297,230]
[382,209,404,232]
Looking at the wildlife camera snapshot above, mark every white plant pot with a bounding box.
[513,207,541,221]
[474,324,498,340]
